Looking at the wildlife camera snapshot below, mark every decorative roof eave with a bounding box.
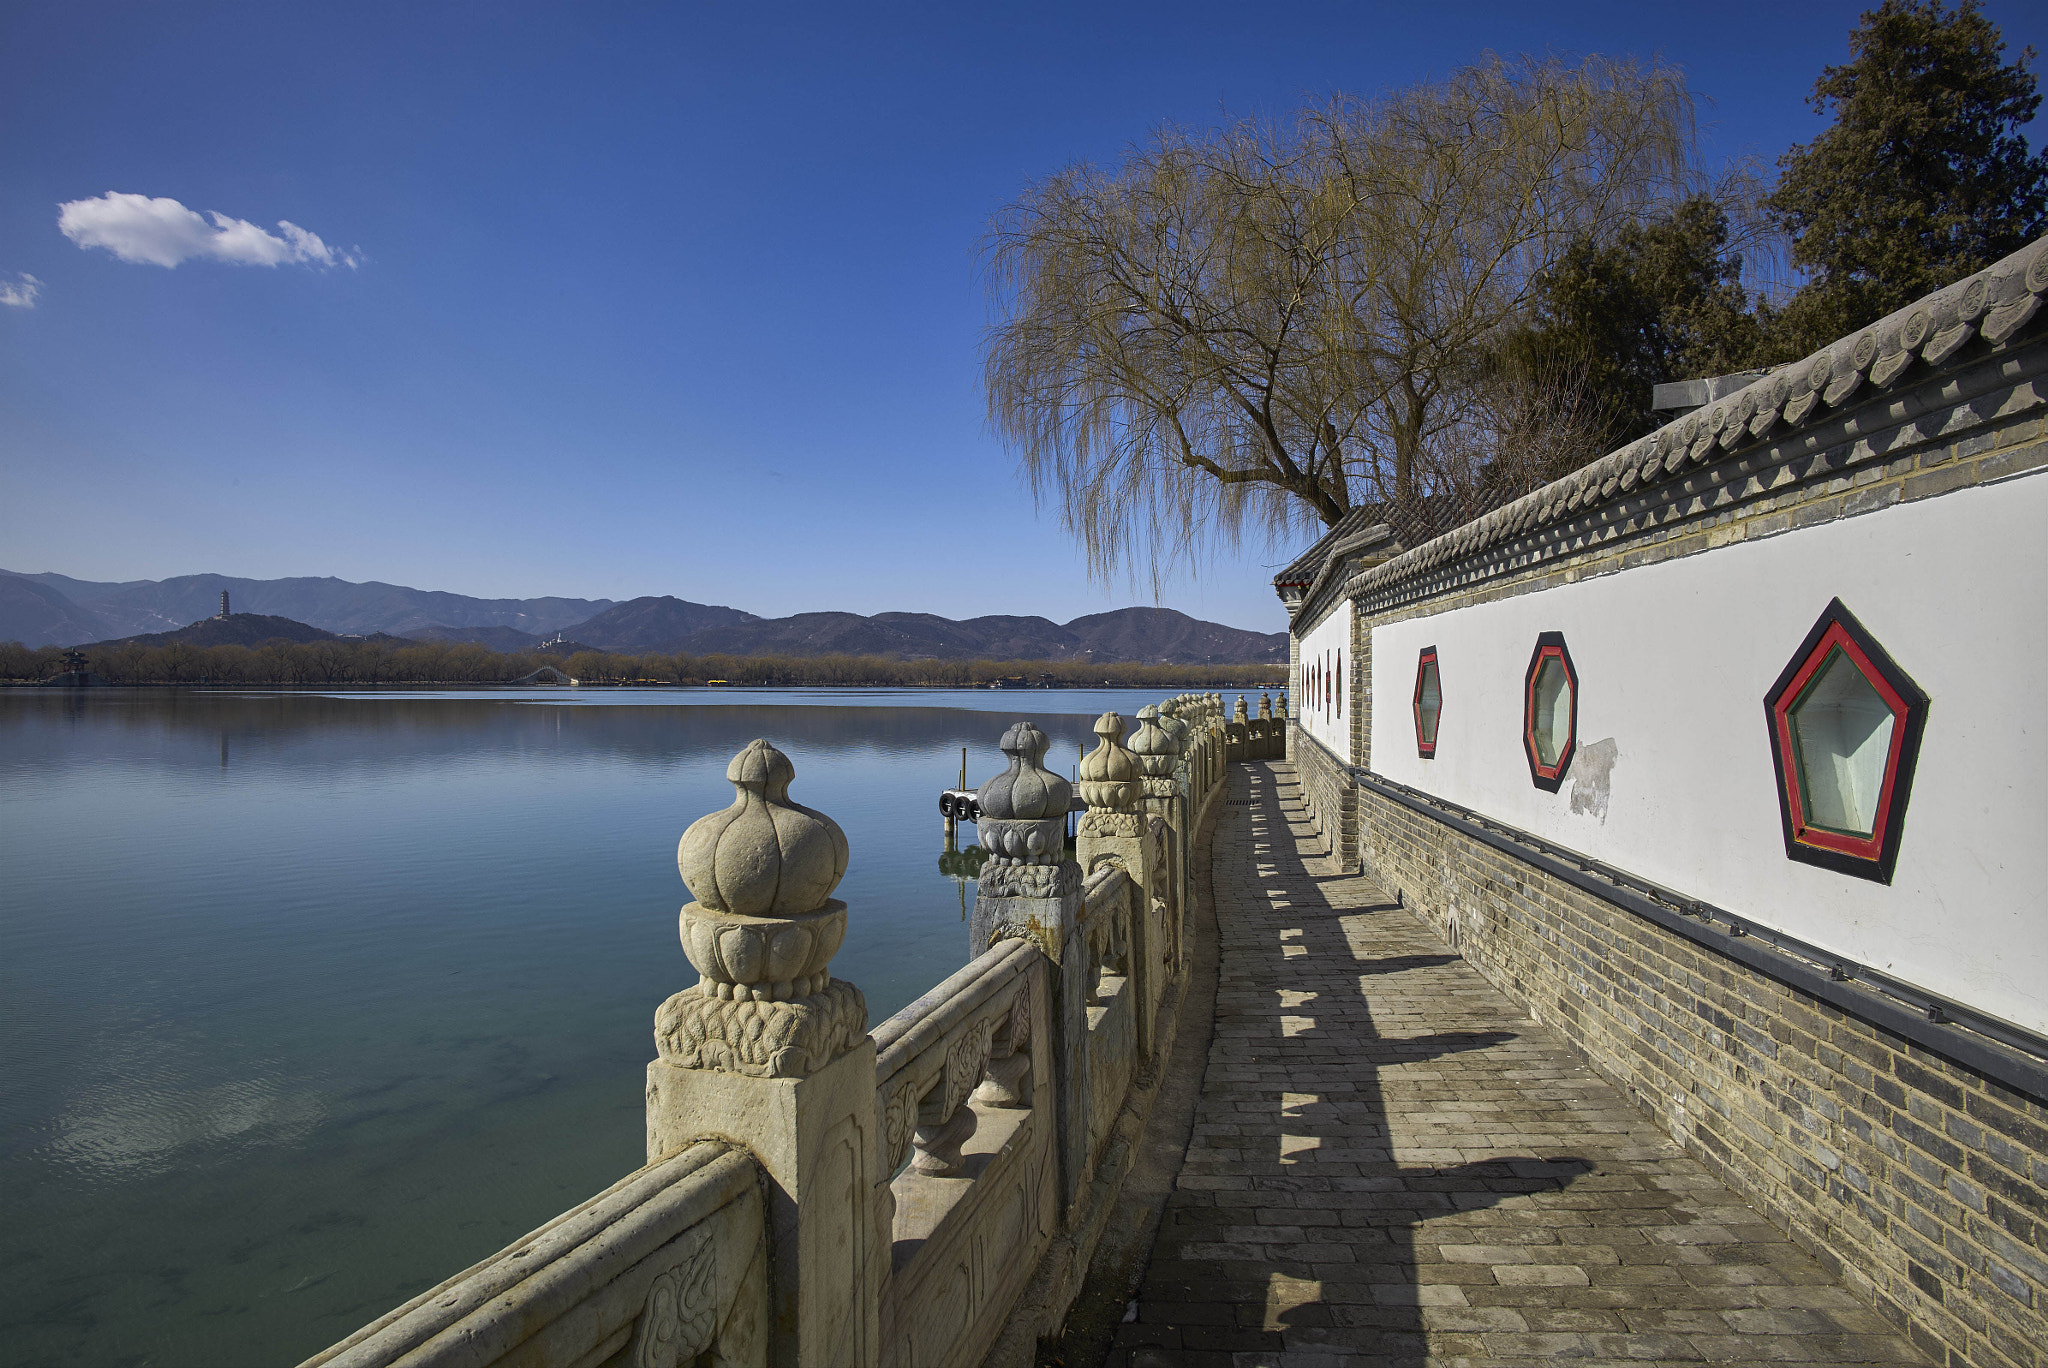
[1334,234,2048,612]
[1283,518,1400,627]
[1272,504,1391,583]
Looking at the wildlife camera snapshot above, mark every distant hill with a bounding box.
[0,576,115,648]
[1065,608,1284,665]
[4,568,1287,663]
[0,569,613,643]
[406,623,544,651]
[566,596,762,652]
[96,614,344,648]
[559,603,1287,664]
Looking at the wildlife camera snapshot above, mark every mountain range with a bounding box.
[0,570,612,643]
[2,572,1286,664]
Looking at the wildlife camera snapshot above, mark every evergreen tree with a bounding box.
[1769,0,2048,348]
[1513,195,1767,448]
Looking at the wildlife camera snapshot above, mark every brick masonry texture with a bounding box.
[1355,786,2048,1368]
[1122,762,1927,1367]
[1288,733,1355,875]
[1267,270,2048,1365]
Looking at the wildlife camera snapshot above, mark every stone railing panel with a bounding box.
[870,938,1055,1368]
[1078,865,1137,1163]
[300,1141,766,1368]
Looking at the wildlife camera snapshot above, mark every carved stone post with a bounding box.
[967,720,1079,957]
[1178,695,1207,800]
[1159,701,1194,833]
[966,721,1091,1213]
[645,739,880,1368]
[1208,693,1226,790]
[1075,711,1160,1058]
[1258,692,1273,721]
[1234,694,1249,725]
[1129,704,1184,978]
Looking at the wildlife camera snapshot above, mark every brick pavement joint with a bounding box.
[1118,761,1932,1368]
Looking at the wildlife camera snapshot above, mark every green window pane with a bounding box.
[1789,647,1896,837]
[1532,656,1571,767]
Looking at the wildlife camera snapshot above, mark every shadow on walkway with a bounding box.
[1109,761,1923,1368]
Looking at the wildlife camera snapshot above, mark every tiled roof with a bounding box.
[1339,234,2048,606]
[1272,504,1389,586]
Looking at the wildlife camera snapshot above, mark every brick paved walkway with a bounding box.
[1114,761,1925,1368]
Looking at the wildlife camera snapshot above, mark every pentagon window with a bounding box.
[1523,633,1576,791]
[1414,647,1441,758]
[1765,599,1927,883]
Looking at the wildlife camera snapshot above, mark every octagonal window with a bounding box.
[1522,633,1577,791]
[1765,599,1927,883]
[1414,647,1441,758]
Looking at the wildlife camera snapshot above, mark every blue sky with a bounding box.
[3,1,2043,633]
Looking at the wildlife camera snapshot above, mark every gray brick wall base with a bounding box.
[1289,734,1357,872]
[1357,784,2048,1368]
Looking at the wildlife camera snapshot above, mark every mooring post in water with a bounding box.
[645,738,880,1367]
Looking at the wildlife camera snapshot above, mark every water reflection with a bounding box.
[0,686,1160,1368]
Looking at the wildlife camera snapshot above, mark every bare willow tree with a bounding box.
[983,55,1699,584]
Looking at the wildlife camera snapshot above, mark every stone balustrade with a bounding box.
[871,937,1054,1366]
[306,695,1233,1368]
[1223,689,1287,764]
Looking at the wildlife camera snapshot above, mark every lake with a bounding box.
[0,686,1166,1368]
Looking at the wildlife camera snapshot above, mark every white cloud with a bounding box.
[0,272,39,308]
[56,191,360,270]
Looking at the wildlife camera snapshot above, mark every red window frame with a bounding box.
[1763,598,1928,884]
[1413,646,1441,758]
[1522,632,1577,791]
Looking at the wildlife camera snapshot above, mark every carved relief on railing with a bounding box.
[872,938,1041,1179]
[914,1016,993,1175]
[1080,864,1132,1007]
[300,1142,767,1368]
[1149,819,1175,971]
[972,989,1032,1109]
[632,1226,718,1368]
[871,935,1055,1368]
[976,859,1079,901]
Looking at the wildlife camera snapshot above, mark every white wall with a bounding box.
[1367,474,2048,1037]
[1297,600,1353,761]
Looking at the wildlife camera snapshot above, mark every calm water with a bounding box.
[0,686,1160,1368]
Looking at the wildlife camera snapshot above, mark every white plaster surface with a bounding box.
[1296,600,1353,761]
[1367,473,2048,1036]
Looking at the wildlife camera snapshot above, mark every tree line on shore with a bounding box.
[0,637,1282,689]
